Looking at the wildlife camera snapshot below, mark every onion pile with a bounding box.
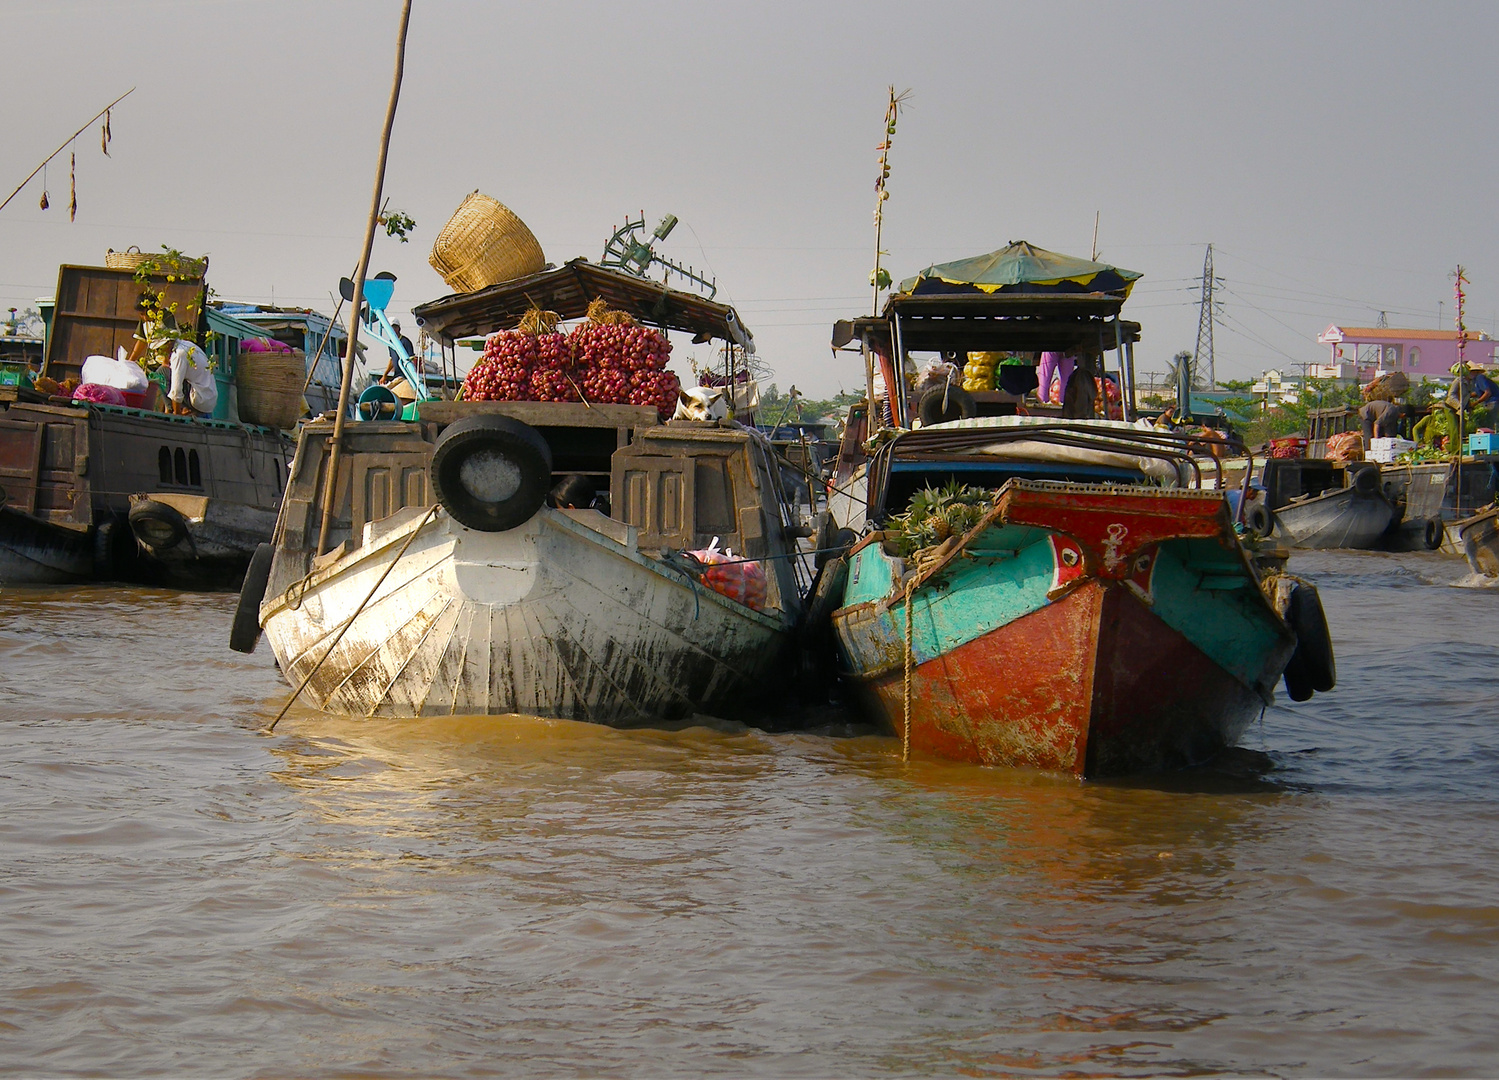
[462,310,682,419]
[462,330,535,402]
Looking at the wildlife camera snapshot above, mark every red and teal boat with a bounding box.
[820,251,1333,777]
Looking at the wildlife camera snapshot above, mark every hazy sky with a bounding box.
[4,0,1497,396]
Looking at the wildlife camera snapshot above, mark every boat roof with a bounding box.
[413,258,754,348]
[833,292,1140,353]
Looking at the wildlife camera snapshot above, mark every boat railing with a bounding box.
[878,423,1244,485]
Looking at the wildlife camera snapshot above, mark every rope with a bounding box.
[902,575,916,764]
[266,501,440,732]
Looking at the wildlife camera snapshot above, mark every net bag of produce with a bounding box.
[570,299,680,418]
[685,538,768,611]
[962,351,1001,392]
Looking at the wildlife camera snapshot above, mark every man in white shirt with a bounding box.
[162,337,218,415]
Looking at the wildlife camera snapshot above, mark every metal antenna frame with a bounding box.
[600,213,717,298]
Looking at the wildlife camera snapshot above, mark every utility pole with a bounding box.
[1195,244,1217,389]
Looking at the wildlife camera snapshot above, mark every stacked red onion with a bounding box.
[570,323,679,418]
[528,331,578,402]
[462,330,535,401]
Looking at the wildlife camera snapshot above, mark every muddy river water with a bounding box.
[2,549,1497,1076]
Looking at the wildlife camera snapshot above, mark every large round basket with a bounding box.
[236,351,307,429]
[429,192,546,294]
[104,246,151,271]
[105,246,208,279]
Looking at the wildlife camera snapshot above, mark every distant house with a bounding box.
[1251,368,1301,405]
[1317,325,1497,380]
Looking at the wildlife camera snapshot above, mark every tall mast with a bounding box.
[316,0,414,555]
[870,87,908,315]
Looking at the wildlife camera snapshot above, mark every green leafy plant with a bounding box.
[886,481,995,557]
[380,209,417,242]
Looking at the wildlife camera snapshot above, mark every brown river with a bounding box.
[2,549,1497,1077]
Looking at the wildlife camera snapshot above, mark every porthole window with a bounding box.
[158,447,172,484]
[174,448,188,485]
[188,449,202,487]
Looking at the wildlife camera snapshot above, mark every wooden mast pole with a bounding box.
[317,0,414,556]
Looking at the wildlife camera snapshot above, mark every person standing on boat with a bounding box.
[380,320,416,383]
[1359,399,1411,444]
[1449,363,1499,428]
[1036,350,1076,405]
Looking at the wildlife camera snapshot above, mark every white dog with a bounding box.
[672,386,730,421]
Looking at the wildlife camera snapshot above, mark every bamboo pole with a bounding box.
[0,88,134,216]
[317,0,414,556]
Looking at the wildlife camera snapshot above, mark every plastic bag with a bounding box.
[686,537,768,611]
[80,353,149,392]
[71,383,127,405]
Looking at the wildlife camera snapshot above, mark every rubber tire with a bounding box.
[1350,464,1380,496]
[230,542,274,654]
[918,385,976,426]
[1244,501,1274,539]
[430,415,553,532]
[128,498,189,552]
[1423,516,1445,550]
[796,556,849,702]
[1282,582,1336,701]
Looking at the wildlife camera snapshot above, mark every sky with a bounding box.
[3,0,1497,397]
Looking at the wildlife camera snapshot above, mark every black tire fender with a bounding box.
[918,384,977,426]
[430,415,553,532]
[1423,516,1445,550]
[1282,581,1336,699]
[128,498,189,552]
[230,542,275,654]
[1244,500,1274,539]
[1351,464,1380,496]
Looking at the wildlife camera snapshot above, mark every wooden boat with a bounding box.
[0,400,289,587]
[820,276,1333,778]
[128,492,280,590]
[1260,458,1397,549]
[236,265,807,725]
[1455,504,1499,576]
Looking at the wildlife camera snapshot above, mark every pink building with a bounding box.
[1317,324,1498,380]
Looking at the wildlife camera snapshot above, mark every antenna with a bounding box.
[1090,211,1100,261]
[600,213,716,297]
[1194,243,1217,389]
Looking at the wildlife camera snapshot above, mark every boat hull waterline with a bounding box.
[832,482,1296,778]
[260,506,791,723]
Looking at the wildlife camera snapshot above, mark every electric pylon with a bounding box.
[1194,244,1217,389]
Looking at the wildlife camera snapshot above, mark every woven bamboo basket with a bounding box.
[104,246,151,271]
[429,192,546,293]
[236,350,307,429]
[105,246,208,278]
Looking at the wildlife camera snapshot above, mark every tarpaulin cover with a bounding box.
[897,240,1142,298]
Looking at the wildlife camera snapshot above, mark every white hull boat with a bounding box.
[259,502,792,722]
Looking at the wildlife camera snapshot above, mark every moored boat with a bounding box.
[237,264,807,725]
[819,252,1334,778]
[1455,503,1499,577]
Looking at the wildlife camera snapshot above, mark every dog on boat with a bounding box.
[673,386,730,422]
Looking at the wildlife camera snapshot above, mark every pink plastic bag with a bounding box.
[686,539,768,611]
[71,383,127,405]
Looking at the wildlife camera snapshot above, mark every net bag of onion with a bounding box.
[569,299,680,419]
[685,538,768,611]
[462,329,536,401]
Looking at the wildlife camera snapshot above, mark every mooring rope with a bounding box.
[266,502,440,733]
[902,575,916,764]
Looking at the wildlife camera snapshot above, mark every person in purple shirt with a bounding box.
[1037,350,1075,405]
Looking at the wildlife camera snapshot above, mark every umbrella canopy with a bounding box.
[897,240,1141,298]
